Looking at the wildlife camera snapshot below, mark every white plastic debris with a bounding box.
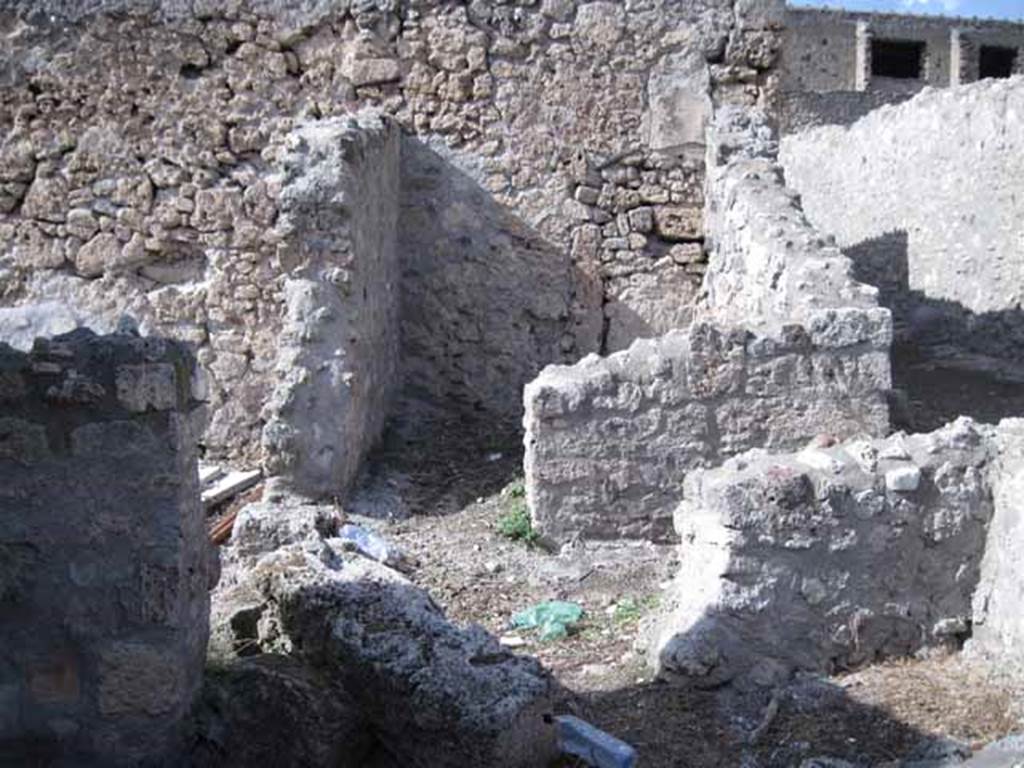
[201,469,261,509]
[336,524,413,572]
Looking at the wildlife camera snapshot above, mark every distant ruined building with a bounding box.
[780,6,1024,129]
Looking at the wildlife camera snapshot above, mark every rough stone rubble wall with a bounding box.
[780,77,1024,366]
[647,418,999,689]
[524,107,891,543]
[0,330,211,765]
[0,0,784,465]
[261,113,400,497]
[968,419,1024,670]
[701,107,886,333]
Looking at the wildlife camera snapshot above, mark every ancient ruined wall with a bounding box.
[523,106,892,543]
[0,330,211,765]
[261,114,400,497]
[780,78,1024,365]
[778,9,1024,132]
[647,418,996,689]
[0,0,784,462]
[524,316,891,542]
[702,107,885,334]
[968,418,1024,671]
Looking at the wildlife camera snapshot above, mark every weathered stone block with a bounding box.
[647,419,996,688]
[0,330,210,767]
[653,205,703,241]
[98,642,183,717]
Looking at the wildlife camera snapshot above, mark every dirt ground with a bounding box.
[332,406,1024,768]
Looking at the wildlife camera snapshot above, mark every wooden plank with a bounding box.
[201,469,261,509]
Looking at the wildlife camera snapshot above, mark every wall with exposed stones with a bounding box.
[647,418,998,689]
[260,113,400,497]
[780,77,1024,368]
[701,106,886,333]
[778,9,1024,132]
[0,0,785,468]
[0,330,211,766]
[524,316,891,542]
[523,107,891,543]
[968,418,1024,671]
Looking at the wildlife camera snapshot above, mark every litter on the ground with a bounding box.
[198,463,225,487]
[336,524,413,572]
[201,469,261,509]
[556,715,638,768]
[499,635,526,648]
[511,601,583,641]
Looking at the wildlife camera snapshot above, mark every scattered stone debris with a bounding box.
[211,493,559,768]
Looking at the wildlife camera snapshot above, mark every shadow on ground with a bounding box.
[845,230,1024,431]
[555,673,976,768]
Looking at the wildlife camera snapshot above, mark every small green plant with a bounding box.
[612,594,660,626]
[497,478,540,546]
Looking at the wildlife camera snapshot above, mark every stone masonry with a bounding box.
[524,107,892,543]
[0,329,211,766]
[260,112,400,498]
[0,0,785,472]
[647,418,999,689]
[781,77,1024,370]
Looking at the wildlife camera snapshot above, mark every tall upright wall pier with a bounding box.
[0,330,211,766]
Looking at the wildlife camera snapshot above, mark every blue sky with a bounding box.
[789,0,1024,21]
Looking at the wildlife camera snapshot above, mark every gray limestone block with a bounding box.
[217,543,559,768]
[646,418,999,689]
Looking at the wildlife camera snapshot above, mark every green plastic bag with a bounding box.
[511,601,584,641]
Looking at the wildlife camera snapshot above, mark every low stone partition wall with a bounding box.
[0,330,211,765]
[646,418,999,689]
[524,106,892,543]
[524,313,891,542]
[702,106,883,334]
[0,108,401,497]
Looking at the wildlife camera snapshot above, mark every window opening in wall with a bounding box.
[979,45,1017,79]
[871,39,925,79]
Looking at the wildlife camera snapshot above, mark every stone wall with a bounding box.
[701,107,886,334]
[0,330,211,765]
[968,418,1024,671]
[647,418,997,689]
[523,107,891,543]
[780,77,1024,367]
[0,0,784,465]
[524,316,891,542]
[781,8,1024,93]
[260,113,400,497]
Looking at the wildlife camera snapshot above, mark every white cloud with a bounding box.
[899,0,963,12]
